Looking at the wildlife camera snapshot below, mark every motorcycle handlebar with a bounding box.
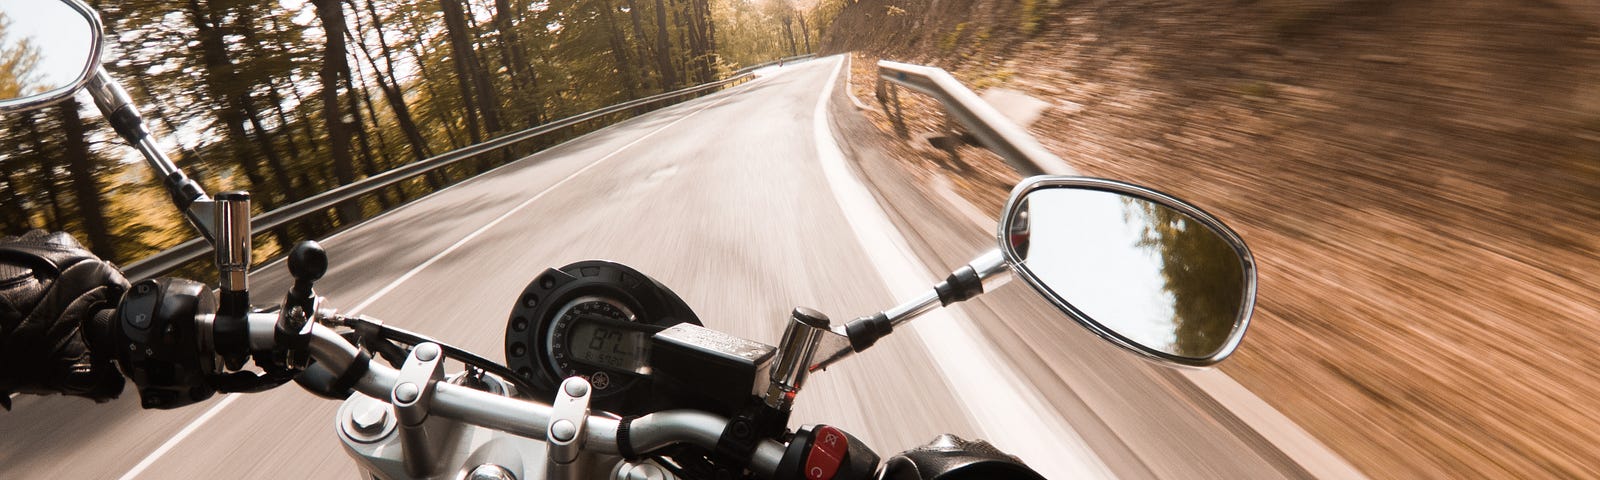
[290,319,788,477]
[106,284,788,474]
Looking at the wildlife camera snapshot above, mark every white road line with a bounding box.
[809,56,1114,479]
[114,80,763,480]
[113,394,241,480]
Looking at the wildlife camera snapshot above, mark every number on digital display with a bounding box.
[610,329,626,354]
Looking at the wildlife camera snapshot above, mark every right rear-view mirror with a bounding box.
[999,176,1257,367]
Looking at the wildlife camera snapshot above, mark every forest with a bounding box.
[0,0,846,267]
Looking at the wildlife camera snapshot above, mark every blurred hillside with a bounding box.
[821,0,1600,477]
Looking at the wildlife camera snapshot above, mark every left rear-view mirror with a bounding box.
[1000,176,1256,367]
[0,0,102,112]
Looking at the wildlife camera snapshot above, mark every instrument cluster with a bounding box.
[503,260,701,415]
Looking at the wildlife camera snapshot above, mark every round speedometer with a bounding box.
[505,260,701,415]
[546,296,648,393]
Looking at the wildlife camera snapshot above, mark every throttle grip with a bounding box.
[86,307,120,364]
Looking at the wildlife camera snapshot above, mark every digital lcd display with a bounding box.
[569,320,649,372]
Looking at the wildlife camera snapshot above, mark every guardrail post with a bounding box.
[936,114,965,170]
[875,79,908,139]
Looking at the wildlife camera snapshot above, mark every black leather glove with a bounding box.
[0,230,129,407]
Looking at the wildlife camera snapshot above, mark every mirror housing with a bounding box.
[999,176,1256,367]
[0,0,103,112]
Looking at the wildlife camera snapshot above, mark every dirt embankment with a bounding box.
[822,0,1600,477]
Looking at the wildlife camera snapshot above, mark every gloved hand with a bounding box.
[0,230,129,407]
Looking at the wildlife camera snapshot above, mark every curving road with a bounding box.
[0,56,1356,480]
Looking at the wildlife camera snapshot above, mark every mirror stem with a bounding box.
[930,249,1011,313]
[810,250,1014,372]
[85,68,216,243]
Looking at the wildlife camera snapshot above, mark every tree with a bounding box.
[0,13,43,99]
[652,0,679,89]
[57,98,114,255]
[1131,199,1247,357]
[598,0,643,98]
[2,0,804,266]
[353,0,436,164]
[439,0,504,147]
[311,0,362,222]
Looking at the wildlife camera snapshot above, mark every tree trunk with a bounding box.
[688,0,713,81]
[652,0,678,89]
[20,114,64,230]
[413,44,468,152]
[623,0,658,91]
[783,15,798,56]
[186,0,275,204]
[263,77,304,160]
[240,96,300,201]
[284,79,323,153]
[491,0,540,126]
[186,0,290,253]
[704,0,716,55]
[0,165,32,231]
[312,0,363,223]
[0,158,32,231]
[798,9,811,53]
[56,99,113,256]
[683,0,705,83]
[598,0,639,99]
[231,9,304,206]
[268,13,323,154]
[440,0,486,145]
[455,0,503,135]
[672,0,691,81]
[360,0,436,163]
[341,55,396,208]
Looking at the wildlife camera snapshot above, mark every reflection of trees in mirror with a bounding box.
[0,13,44,99]
[1124,197,1244,357]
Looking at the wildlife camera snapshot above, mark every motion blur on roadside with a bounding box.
[828,0,1600,477]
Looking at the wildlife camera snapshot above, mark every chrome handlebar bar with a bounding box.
[255,316,787,477]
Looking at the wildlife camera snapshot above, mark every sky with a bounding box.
[1021,188,1182,353]
[0,0,96,95]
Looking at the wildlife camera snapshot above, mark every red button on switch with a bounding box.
[805,426,848,480]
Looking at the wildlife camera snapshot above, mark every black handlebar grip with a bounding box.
[86,307,122,365]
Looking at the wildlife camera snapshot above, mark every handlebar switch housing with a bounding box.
[116,277,219,410]
[776,424,879,480]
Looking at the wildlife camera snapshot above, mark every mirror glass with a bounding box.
[0,1,96,104]
[1006,186,1249,361]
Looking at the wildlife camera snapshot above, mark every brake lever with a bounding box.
[207,368,294,394]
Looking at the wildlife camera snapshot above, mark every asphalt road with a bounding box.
[0,56,1355,479]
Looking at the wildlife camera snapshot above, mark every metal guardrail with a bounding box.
[874,60,1075,177]
[731,53,817,77]
[122,60,800,281]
